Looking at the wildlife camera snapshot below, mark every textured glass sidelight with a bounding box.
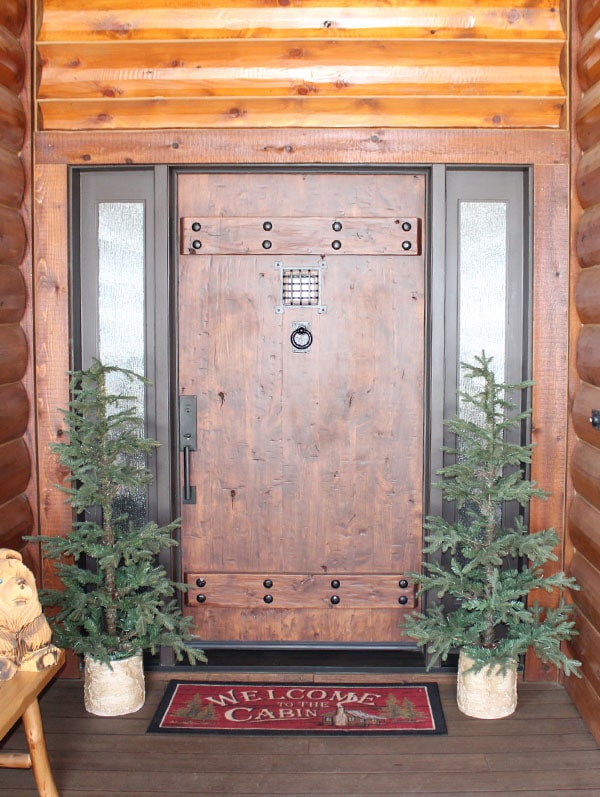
[97,201,147,525]
[98,201,145,378]
[458,201,507,421]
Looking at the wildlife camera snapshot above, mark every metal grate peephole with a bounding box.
[282,269,320,307]
[275,260,327,314]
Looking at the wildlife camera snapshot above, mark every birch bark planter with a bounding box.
[456,651,518,719]
[83,653,145,716]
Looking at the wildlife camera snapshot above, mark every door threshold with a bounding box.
[186,647,425,668]
[146,647,459,673]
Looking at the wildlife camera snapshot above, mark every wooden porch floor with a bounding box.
[2,675,600,796]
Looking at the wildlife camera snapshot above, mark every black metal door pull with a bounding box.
[179,395,197,504]
[182,444,194,503]
[290,325,313,350]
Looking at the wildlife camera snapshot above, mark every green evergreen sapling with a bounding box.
[403,353,580,675]
[31,361,206,666]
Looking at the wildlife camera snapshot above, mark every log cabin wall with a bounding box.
[32,2,575,683]
[0,0,34,556]
[567,0,600,745]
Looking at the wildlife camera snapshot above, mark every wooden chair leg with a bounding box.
[22,698,59,797]
[0,751,32,768]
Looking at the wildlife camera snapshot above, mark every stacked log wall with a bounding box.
[568,0,600,745]
[36,0,567,131]
[0,0,33,555]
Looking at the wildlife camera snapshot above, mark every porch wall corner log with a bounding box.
[0,438,30,507]
[568,0,600,748]
[0,381,28,444]
[0,0,25,38]
[564,666,600,745]
[567,607,600,700]
[574,265,600,323]
[0,493,32,551]
[0,0,34,560]
[576,327,600,386]
[569,494,600,571]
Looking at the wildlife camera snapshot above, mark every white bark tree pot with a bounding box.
[84,652,145,716]
[456,650,518,719]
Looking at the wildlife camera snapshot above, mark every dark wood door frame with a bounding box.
[34,133,569,681]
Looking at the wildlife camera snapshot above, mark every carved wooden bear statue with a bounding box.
[0,548,61,681]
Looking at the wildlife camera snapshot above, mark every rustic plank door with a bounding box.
[177,171,426,645]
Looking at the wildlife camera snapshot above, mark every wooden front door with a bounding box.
[177,171,426,646]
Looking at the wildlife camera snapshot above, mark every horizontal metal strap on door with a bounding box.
[185,572,416,610]
[180,216,421,256]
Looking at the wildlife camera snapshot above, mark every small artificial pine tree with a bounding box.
[403,353,581,675]
[32,360,206,666]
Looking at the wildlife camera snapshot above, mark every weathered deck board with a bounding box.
[1,678,598,795]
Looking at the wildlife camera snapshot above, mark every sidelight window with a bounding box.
[71,168,171,527]
[441,168,529,442]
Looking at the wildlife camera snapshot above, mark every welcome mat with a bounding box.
[148,681,447,735]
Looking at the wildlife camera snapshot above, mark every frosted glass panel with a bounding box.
[97,201,146,525]
[98,202,145,380]
[458,201,507,420]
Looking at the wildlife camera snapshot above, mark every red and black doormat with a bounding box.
[148,681,446,735]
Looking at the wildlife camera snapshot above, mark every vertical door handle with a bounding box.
[179,395,197,504]
[182,445,195,504]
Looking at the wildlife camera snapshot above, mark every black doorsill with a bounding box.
[144,646,451,672]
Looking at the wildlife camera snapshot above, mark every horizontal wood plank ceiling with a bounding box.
[36,0,567,130]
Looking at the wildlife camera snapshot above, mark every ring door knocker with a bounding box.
[290,325,313,351]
